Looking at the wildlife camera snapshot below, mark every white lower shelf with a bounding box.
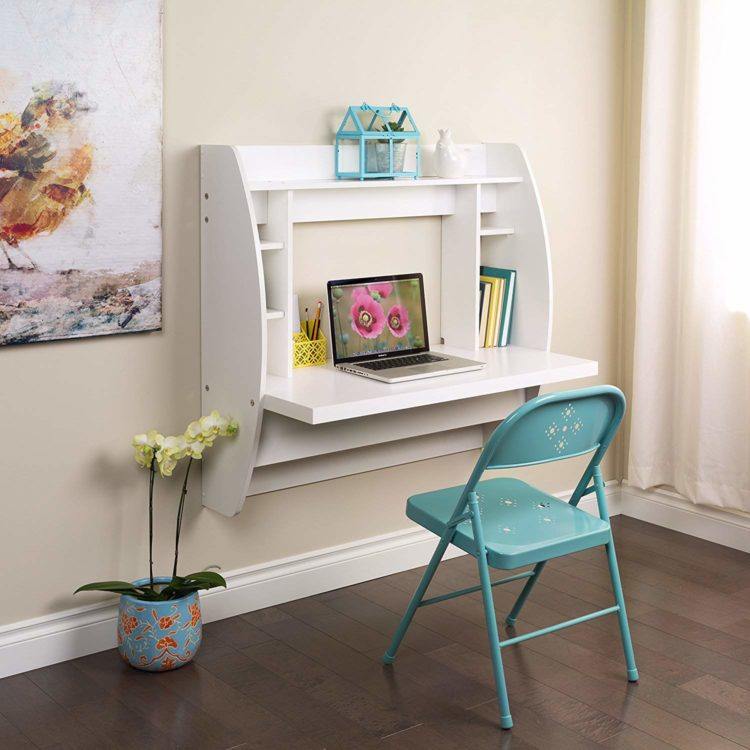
[264,345,598,425]
[260,240,284,251]
[480,226,515,237]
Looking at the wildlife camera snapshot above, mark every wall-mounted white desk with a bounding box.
[199,144,597,516]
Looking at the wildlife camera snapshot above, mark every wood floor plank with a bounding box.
[523,626,750,748]
[561,555,744,629]
[191,630,381,750]
[464,560,750,683]
[529,557,750,677]
[26,659,126,713]
[68,696,175,750]
[610,526,750,596]
[0,712,37,750]
[378,723,469,749]
[722,618,750,642]
[317,588,452,654]
[231,659,381,749]
[242,635,420,740]
[461,638,743,750]
[428,642,625,744]
[615,516,750,572]
[599,725,679,750]
[681,674,750,717]
[475,699,605,750]
[0,674,106,749]
[281,595,496,709]
[202,614,277,650]
[564,538,750,622]
[160,659,324,750]
[72,650,242,750]
[401,703,538,750]
[636,608,750,662]
[244,604,515,741]
[374,644,497,710]
[279,596,390,653]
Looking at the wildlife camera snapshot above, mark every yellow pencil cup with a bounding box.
[293,332,328,368]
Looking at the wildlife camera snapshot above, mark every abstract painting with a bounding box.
[0,1,162,346]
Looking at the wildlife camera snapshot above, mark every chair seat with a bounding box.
[406,478,611,569]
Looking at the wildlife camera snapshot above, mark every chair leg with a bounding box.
[506,560,546,626]
[470,493,513,729]
[383,534,450,664]
[605,537,639,682]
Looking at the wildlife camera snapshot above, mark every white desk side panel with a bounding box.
[441,184,480,349]
[200,146,266,516]
[482,144,552,350]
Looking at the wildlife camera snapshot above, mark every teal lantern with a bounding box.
[335,103,420,180]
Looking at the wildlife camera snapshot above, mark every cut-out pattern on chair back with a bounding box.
[483,387,625,470]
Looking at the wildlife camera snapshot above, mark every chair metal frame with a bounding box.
[383,386,638,730]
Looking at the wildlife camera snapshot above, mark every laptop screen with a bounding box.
[327,273,429,364]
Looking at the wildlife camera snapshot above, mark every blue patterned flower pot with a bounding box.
[117,577,202,671]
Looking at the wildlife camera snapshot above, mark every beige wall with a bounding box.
[0,0,625,625]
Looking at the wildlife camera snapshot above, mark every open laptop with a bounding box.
[326,273,485,383]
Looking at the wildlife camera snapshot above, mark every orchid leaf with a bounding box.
[74,581,144,596]
[182,571,227,588]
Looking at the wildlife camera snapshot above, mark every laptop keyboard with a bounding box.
[358,354,448,371]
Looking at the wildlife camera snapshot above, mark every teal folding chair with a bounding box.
[383,386,637,730]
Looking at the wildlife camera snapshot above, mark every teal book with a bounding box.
[479,266,516,346]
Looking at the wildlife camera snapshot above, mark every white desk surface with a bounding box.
[264,345,597,425]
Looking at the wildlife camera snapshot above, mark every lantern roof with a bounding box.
[336,103,420,138]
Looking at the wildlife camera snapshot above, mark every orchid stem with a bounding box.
[148,457,156,590]
[172,457,193,578]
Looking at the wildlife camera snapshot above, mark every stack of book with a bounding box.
[479,266,516,347]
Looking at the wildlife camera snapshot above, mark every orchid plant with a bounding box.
[76,412,239,602]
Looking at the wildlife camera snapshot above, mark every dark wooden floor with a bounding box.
[3,516,750,749]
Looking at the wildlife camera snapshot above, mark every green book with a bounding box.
[479,266,516,346]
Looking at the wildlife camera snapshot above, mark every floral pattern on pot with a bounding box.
[117,577,202,671]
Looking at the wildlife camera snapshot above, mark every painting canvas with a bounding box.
[0,0,162,346]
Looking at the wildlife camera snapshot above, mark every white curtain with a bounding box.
[628,0,750,511]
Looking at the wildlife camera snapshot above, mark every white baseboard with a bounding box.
[0,482,617,679]
[618,484,750,554]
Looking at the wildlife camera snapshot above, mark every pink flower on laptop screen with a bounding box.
[351,293,386,339]
[367,282,393,300]
[386,304,410,337]
[351,286,370,301]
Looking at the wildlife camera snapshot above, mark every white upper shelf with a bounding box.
[264,345,597,425]
[244,175,523,191]
[215,143,531,224]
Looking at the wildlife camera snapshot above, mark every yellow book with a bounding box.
[494,277,506,344]
[480,275,505,347]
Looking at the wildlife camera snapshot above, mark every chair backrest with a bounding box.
[483,386,624,469]
[459,386,625,495]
